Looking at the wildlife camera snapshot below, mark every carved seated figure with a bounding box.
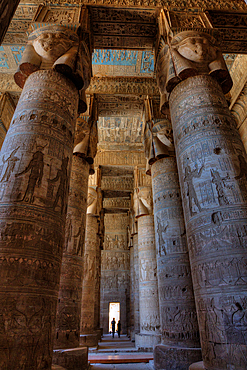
[14,25,91,112]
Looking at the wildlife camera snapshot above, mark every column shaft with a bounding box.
[136,215,161,349]
[129,245,135,339]
[80,214,99,347]
[0,70,78,369]
[152,156,202,369]
[133,233,140,336]
[94,242,101,341]
[54,156,89,349]
[170,74,247,370]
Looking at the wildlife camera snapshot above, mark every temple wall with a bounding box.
[100,213,130,334]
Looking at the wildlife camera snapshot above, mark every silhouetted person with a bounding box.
[117,320,121,338]
[111,318,116,338]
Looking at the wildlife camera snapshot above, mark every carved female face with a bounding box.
[177,36,217,64]
[33,32,73,61]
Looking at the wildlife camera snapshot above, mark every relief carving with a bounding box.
[87,186,98,215]
[183,160,204,216]
[14,25,91,113]
[74,97,98,161]
[144,118,174,171]
[0,147,20,183]
[15,144,45,204]
[156,28,232,112]
[49,156,69,214]
[134,186,153,217]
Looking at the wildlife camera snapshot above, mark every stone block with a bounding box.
[53,347,88,370]
[154,344,202,370]
[80,333,98,348]
[94,329,102,342]
[189,361,205,370]
[135,333,161,351]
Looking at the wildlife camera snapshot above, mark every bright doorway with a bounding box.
[109,302,120,332]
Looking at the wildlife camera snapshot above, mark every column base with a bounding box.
[135,333,161,351]
[80,333,98,348]
[189,361,205,370]
[154,344,202,370]
[130,330,136,342]
[53,347,88,370]
[94,329,102,342]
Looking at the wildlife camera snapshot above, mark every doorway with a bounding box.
[109,302,120,332]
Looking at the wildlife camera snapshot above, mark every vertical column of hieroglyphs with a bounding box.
[101,213,130,334]
[0,17,93,367]
[80,186,100,347]
[156,13,247,369]
[134,184,161,350]
[144,113,202,368]
[54,99,98,363]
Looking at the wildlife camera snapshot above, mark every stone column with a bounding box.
[0,92,16,148]
[94,231,102,341]
[129,207,139,341]
[0,23,92,369]
[53,155,89,368]
[143,105,202,368]
[95,205,104,341]
[53,107,99,367]
[133,233,140,338]
[231,83,247,153]
[0,0,20,44]
[134,187,161,350]
[80,186,100,348]
[0,62,78,370]
[156,27,247,369]
[129,237,135,340]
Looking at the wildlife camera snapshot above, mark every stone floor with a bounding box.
[89,364,153,369]
[88,335,154,370]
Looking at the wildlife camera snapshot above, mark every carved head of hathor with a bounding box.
[32,30,75,62]
[156,30,232,114]
[14,24,91,103]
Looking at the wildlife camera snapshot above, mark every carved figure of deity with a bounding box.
[15,147,44,203]
[211,169,229,206]
[49,157,69,214]
[183,162,204,216]
[1,147,20,182]
[235,153,247,181]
